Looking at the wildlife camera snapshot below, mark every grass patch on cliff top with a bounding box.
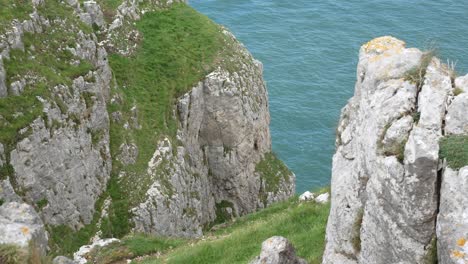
[82,195,329,264]
[256,152,292,195]
[108,2,226,206]
[136,196,329,264]
[439,135,468,170]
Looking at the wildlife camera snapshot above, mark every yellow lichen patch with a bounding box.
[452,250,465,259]
[363,36,406,54]
[458,238,467,247]
[20,226,29,235]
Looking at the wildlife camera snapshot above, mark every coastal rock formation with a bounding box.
[324,36,468,264]
[0,0,294,254]
[131,29,294,237]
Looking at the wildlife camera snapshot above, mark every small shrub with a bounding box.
[422,236,437,264]
[454,87,464,96]
[351,208,364,253]
[0,244,28,264]
[255,152,292,194]
[36,198,48,210]
[404,51,434,88]
[439,135,468,170]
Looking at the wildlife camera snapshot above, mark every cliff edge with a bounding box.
[0,0,294,256]
[324,36,468,264]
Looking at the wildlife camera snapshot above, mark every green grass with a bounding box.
[0,0,33,33]
[83,234,186,264]
[454,87,464,96]
[0,243,51,264]
[404,51,434,88]
[0,244,28,264]
[255,152,292,194]
[135,196,329,264]
[439,135,468,170]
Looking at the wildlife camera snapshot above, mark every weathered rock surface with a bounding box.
[73,238,120,264]
[53,256,78,264]
[250,236,308,264]
[132,33,294,237]
[323,36,460,264]
[0,202,48,255]
[436,74,468,264]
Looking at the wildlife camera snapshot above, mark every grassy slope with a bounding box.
[83,196,329,264]
[138,197,329,264]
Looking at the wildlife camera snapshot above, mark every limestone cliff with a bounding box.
[324,36,468,264]
[0,0,294,256]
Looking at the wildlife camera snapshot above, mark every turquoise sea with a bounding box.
[190,0,468,193]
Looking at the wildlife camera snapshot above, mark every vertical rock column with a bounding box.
[437,75,468,264]
[324,36,453,264]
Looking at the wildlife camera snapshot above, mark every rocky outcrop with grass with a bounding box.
[324,36,468,264]
[0,0,294,257]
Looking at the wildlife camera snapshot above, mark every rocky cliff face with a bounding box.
[0,0,294,255]
[324,36,468,264]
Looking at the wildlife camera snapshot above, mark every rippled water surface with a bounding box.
[190,0,468,193]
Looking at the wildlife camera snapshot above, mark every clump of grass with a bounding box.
[255,152,292,194]
[439,135,468,170]
[0,242,51,264]
[36,198,48,210]
[138,197,329,264]
[351,208,364,253]
[0,244,28,264]
[454,87,464,96]
[213,200,235,226]
[404,51,434,88]
[422,236,437,264]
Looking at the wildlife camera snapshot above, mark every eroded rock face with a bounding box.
[131,34,295,237]
[0,2,112,230]
[0,202,48,255]
[250,236,308,264]
[324,36,457,264]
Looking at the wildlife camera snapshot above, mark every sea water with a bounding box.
[190,0,468,193]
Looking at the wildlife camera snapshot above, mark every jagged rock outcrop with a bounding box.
[131,31,295,237]
[0,0,294,255]
[0,202,48,255]
[250,236,308,264]
[436,75,468,264]
[324,36,468,264]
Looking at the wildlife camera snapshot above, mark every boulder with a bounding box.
[0,202,48,255]
[250,236,308,264]
[299,191,314,201]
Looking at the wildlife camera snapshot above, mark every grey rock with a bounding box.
[0,202,48,255]
[10,79,26,96]
[10,117,111,229]
[0,143,4,166]
[83,1,106,29]
[437,166,468,264]
[0,180,22,203]
[250,236,308,264]
[455,74,468,93]
[445,93,468,135]
[0,58,7,97]
[53,256,77,264]
[324,37,451,264]
[117,143,138,165]
[73,238,120,264]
